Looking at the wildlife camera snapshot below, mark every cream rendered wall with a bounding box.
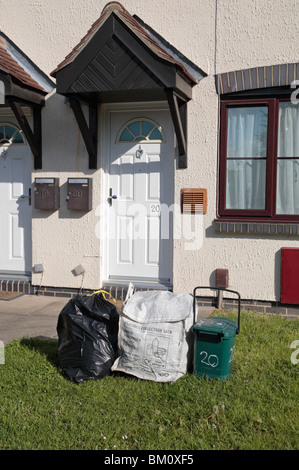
[173,0,299,301]
[31,93,102,290]
[1,0,298,298]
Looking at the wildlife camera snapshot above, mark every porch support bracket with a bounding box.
[69,97,98,169]
[8,99,42,170]
[166,89,188,169]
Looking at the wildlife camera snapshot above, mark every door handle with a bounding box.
[108,188,117,206]
[20,189,31,205]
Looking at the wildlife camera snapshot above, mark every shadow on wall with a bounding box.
[39,92,96,174]
[31,93,97,219]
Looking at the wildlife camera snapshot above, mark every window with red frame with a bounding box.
[219,98,299,221]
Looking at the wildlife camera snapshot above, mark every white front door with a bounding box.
[104,106,174,286]
[0,124,32,276]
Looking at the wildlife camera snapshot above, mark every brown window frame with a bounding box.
[218,96,299,223]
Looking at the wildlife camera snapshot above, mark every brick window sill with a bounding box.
[214,219,299,236]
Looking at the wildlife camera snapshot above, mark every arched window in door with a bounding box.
[116,118,166,143]
[0,123,24,144]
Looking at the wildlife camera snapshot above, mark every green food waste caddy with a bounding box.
[192,287,241,381]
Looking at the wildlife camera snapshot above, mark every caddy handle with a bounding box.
[193,286,241,334]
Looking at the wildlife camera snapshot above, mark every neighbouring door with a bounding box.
[105,106,174,286]
[0,123,32,276]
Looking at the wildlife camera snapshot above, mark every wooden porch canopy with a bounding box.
[51,2,205,169]
[0,33,54,169]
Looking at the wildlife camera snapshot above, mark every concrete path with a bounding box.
[0,294,68,344]
[0,293,214,345]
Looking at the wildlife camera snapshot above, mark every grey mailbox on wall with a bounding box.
[34,178,60,210]
[67,178,92,211]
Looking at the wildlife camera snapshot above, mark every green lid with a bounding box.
[193,317,238,338]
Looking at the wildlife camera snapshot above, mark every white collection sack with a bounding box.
[112,287,194,382]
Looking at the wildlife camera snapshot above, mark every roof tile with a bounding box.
[51,1,196,83]
[0,35,44,91]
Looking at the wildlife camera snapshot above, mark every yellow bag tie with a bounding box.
[87,289,117,304]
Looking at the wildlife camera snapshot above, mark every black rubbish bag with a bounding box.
[57,292,119,383]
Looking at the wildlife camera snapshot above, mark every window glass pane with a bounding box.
[142,120,154,137]
[119,128,134,142]
[149,127,163,141]
[5,125,16,139]
[226,159,266,210]
[227,107,268,158]
[128,121,141,136]
[278,102,299,158]
[0,124,23,143]
[276,159,299,214]
[12,131,23,143]
[117,119,165,143]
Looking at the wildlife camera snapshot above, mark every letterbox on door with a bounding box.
[67,178,92,211]
[34,178,59,210]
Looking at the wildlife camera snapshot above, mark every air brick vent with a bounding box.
[181,188,207,214]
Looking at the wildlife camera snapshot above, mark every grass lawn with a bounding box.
[0,310,298,450]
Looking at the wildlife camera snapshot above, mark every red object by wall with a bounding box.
[281,248,299,304]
